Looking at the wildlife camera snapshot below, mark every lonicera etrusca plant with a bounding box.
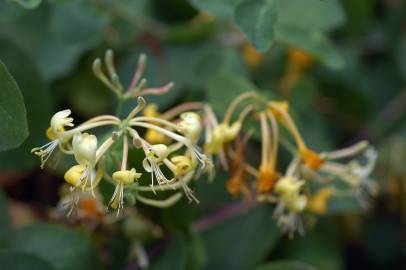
[32,50,378,238]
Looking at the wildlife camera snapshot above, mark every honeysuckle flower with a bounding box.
[110,169,142,210]
[31,110,75,169]
[170,155,196,176]
[64,164,103,190]
[204,122,241,155]
[256,111,280,193]
[226,137,252,203]
[48,109,74,138]
[72,132,98,167]
[319,146,378,207]
[273,176,307,237]
[279,48,313,93]
[306,187,335,215]
[177,112,202,142]
[142,144,174,189]
[143,104,169,144]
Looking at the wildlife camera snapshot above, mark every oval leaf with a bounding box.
[0,60,28,151]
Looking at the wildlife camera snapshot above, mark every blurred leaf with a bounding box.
[207,71,258,116]
[189,0,242,19]
[234,0,277,52]
[201,205,281,270]
[37,0,107,80]
[233,0,345,68]
[12,0,42,9]
[3,223,100,270]
[0,1,26,23]
[0,250,55,270]
[0,191,10,234]
[185,230,207,270]
[0,60,28,151]
[274,25,344,70]
[0,37,52,170]
[276,0,345,32]
[326,196,365,215]
[255,260,318,270]
[341,0,373,36]
[149,234,187,270]
[279,220,342,270]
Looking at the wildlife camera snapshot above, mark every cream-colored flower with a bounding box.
[142,144,173,189]
[177,112,201,142]
[204,122,241,155]
[32,110,75,168]
[50,109,74,135]
[273,176,307,237]
[72,132,97,167]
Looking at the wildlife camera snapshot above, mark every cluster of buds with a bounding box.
[32,50,212,214]
[206,91,377,237]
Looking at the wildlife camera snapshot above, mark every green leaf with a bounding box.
[0,37,52,170]
[0,250,55,270]
[3,223,100,270]
[0,60,28,151]
[279,220,342,270]
[201,205,281,270]
[149,234,187,270]
[274,25,344,70]
[12,0,42,9]
[276,0,345,32]
[234,0,277,52]
[255,260,318,270]
[189,0,243,19]
[206,71,258,116]
[186,230,207,270]
[37,1,107,80]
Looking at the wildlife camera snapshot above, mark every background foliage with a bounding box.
[0,0,405,269]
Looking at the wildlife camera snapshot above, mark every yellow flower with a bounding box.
[268,101,289,121]
[112,169,142,185]
[275,176,304,196]
[177,112,202,142]
[256,166,278,193]
[64,164,103,190]
[110,169,142,210]
[171,155,195,176]
[300,148,325,170]
[204,122,241,155]
[307,188,335,215]
[143,104,169,144]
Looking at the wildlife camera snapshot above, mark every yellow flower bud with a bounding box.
[64,164,86,187]
[72,132,98,167]
[307,188,335,215]
[275,176,304,197]
[204,122,241,154]
[284,194,308,213]
[112,169,142,185]
[171,155,194,176]
[268,101,289,121]
[177,112,201,141]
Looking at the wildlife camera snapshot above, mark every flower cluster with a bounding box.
[32,50,378,238]
[206,92,378,237]
[32,50,212,214]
